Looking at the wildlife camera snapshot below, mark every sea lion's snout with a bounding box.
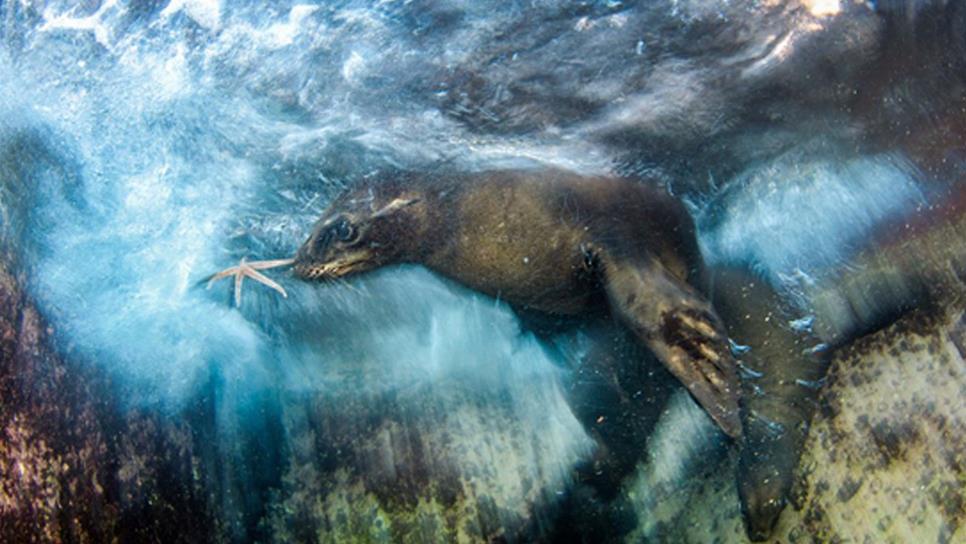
[293,215,375,280]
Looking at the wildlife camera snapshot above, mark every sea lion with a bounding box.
[209,170,741,438]
[286,168,742,438]
[207,168,747,538]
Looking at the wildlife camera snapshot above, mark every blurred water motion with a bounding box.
[1,1,964,542]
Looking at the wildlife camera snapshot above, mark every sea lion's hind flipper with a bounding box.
[602,257,743,438]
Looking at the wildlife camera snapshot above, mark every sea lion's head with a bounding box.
[293,183,424,280]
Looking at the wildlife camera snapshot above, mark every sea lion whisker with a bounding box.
[335,277,364,297]
[327,278,351,304]
[331,281,353,307]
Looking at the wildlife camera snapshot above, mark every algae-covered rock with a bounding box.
[628,309,965,543]
[0,260,221,542]
[785,310,964,543]
[263,376,593,542]
[0,125,221,542]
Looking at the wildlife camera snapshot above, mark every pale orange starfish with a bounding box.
[206,257,295,307]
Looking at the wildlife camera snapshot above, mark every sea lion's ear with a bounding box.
[371,197,421,218]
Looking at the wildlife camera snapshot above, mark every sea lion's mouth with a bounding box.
[294,257,371,280]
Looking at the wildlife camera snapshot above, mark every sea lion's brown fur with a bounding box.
[293,168,742,438]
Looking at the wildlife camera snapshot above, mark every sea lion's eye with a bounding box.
[334,219,358,243]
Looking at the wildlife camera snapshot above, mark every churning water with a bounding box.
[1,1,963,542]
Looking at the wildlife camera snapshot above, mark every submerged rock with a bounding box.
[627,308,965,543]
[1,243,964,543]
[0,259,220,542]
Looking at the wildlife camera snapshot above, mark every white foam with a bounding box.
[162,0,223,30]
[700,151,926,286]
[341,51,366,84]
[40,0,120,47]
[265,5,320,48]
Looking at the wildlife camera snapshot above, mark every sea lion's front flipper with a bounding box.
[602,256,742,438]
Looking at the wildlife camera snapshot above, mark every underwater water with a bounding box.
[1,1,964,542]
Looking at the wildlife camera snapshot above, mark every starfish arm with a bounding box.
[207,256,294,307]
[245,268,289,298]
[247,258,295,270]
[206,266,240,288]
[234,271,245,307]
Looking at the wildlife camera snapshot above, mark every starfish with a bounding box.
[206,257,295,307]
